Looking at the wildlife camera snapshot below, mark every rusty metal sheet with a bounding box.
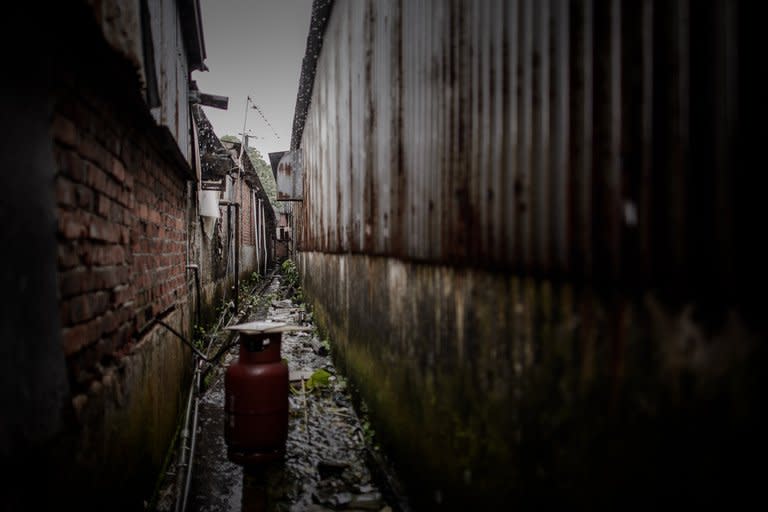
[269,151,288,181]
[277,150,304,201]
[292,0,746,290]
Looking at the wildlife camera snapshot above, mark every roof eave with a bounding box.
[179,0,207,71]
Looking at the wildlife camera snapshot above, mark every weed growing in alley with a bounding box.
[281,259,300,289]
[238,271,262,302]
[192,324,207,351]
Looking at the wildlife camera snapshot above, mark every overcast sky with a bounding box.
[192,0,314,160]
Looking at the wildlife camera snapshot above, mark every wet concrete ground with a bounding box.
[152,274,407,512]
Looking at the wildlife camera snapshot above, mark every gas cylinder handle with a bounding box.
[244,336,271,352]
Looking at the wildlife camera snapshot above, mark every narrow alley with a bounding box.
[152,265,406,512]
[1,1,765,511]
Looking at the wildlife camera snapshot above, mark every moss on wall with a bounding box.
[35,309,193,510]
[298,252,764,509]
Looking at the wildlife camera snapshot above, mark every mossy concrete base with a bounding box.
[200,278,234,326]
[20,309,194,511]
[298,251,764,509]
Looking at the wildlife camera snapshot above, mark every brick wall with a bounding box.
[53,92,189,393]
[0,2,200,507]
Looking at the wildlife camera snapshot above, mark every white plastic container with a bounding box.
[198,190,221,218]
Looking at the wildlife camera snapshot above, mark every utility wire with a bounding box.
[252,103,281,142]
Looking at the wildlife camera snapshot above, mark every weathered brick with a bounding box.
[111,284,132,305]
[94,266,129,289]
[106,179,120,200]
[62,324,88,355]
[59,268,93,297]
[115,322,133,346]
[149,209,163,226]
[135,289,149,304]
[57,150,84,181]
[62,317,100,355]
[75,184,94,209]
[56,178,76,207]
[120,226,130,244]
[115,305,135,326]
[92,291,110,315]
[111,157,126,182]
[58,212,87,240]
[53,115,78,148]
[100,246,115,265]
[59,301,70,326]
[58,244,80,269]
[105,246,125,265]
[97,194,110,217]
[138,203,148,220]
[67,295,91,324]
[85,163,108,194]
[101,311,118,335]
[89,247,104,266]
[79,137,108,169]
[69,292,108,324]
[135,254,147,271]
[110,136,122,159]
[116,188,132,208]
[109,202,124,224]
[88,218,121,243]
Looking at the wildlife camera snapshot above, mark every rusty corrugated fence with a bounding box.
[296,0,761,296]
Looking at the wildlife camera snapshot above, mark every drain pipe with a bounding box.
[261,199,268,274]
[153,319,215,512]
[220,200,241,313]
[235,203,239,311]
[174,372,196,512]
[181,359,203,512]
[150,303,244,512]
[186,264,201,327]
[253,191,260,274]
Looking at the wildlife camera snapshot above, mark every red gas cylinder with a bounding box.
[224,321,290,465]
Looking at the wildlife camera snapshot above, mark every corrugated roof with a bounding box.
[192,105,233,180]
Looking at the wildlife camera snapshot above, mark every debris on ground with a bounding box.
[151,270,407,512]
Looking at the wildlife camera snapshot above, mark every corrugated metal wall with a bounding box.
[298,0,759,296]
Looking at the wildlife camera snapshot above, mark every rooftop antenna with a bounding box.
[238,129,255,153]
[239,96,252,168]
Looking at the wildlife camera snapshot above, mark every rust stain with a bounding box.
[293,0,746,295]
